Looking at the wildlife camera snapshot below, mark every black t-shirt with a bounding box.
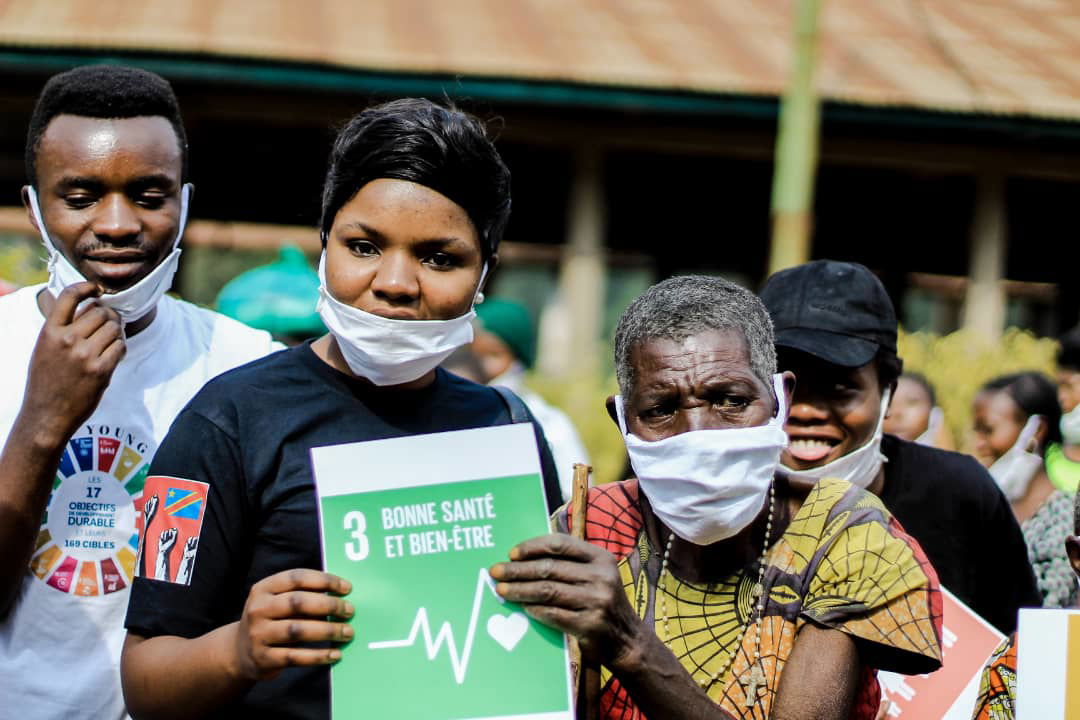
[878,434,1041,635]
[124,343,561,719]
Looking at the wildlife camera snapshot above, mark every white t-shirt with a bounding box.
[0,285,281,718]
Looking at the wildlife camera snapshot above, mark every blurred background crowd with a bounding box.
[1,0,1079,486]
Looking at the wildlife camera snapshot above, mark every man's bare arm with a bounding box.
[0,283,124,617]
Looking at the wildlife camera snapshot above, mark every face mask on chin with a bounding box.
[1061,405,1080,446]
[988,414,1044,502]
[781,388,892,491]
[27,184,192,326]
[316,251,486,387]
[914,406,945,447]
[615,374,789,546]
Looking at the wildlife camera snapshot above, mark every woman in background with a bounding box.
[883,372,954,450]
[1050,326,1080,492]
[972,371,1073,607]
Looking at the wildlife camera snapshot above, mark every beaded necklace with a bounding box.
[656,481,774,704]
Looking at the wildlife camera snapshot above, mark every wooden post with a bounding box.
[768,0,825,276]
[541,149,606,379]
[962,171,1007,340]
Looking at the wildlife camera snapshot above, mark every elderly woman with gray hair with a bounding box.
[491,276,943,720]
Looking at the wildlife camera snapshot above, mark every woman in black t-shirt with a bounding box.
[120,99,558,719]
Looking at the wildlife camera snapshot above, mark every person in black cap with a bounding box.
[760,259,1040,635]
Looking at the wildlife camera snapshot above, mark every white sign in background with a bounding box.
[1016,608,1080,720]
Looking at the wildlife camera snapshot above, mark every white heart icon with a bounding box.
[486,611,529,652]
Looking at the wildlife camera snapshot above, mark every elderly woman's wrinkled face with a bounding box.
[622,328,775,442]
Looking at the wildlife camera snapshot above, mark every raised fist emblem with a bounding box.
[143,493,159,526]
[154,527,178,581]
[175,536,199,586]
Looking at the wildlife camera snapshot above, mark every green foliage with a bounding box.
[526,368,627,486]
[898,327,1059,451]
[0,235,47,287]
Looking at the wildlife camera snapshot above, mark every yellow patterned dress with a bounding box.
[556,477,943,720]
[972,635,1017,720]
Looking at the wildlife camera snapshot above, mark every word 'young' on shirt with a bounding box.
[380,493,498,559]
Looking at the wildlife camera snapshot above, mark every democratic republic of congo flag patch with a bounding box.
[137,476,209,585]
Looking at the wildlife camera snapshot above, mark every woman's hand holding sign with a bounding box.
[232,569,356,681]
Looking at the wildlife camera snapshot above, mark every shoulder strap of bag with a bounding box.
[492,385,531,424]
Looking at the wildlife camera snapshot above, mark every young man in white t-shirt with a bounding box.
[0,65,280,718]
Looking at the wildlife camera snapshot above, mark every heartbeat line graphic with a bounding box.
[367,568,505,684]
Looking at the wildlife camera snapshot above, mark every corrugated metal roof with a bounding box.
[2,0,1079,121]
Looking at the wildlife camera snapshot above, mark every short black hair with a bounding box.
[900,371,936,406]
[25,64,188,184]
[320,98,510,259]
[980,371,1063,447]
[1059,325,1080,372]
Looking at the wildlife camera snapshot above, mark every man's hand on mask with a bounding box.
[22,282,125,445]
[489,534,647,671]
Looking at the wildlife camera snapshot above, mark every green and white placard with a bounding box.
[311,423,573,720]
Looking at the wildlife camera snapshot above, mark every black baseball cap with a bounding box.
[760,260,897,368]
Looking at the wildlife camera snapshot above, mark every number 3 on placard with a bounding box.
[344,510,369,561]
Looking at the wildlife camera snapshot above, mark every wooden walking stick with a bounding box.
[569,463,590,545]
[569,463,600,720]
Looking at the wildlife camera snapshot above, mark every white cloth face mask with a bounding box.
[989,414,1044,502]
[914,406,945,447]
[782,388,892,491]
[27,184,192,324]
[1061,405,1080,446]
[615,374,789,546]
[316,251,485,386]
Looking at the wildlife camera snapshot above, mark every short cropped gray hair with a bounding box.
[614,275,777,397]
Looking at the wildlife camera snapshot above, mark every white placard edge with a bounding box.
[311,424,542,497]
[1016,608,1080,720]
